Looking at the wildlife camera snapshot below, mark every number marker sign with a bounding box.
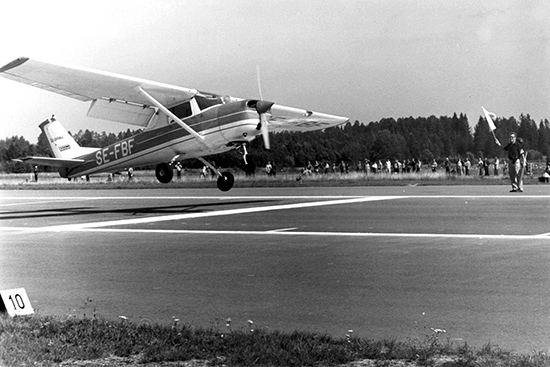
[0,288,34,316]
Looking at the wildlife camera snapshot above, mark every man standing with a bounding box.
[503,132,525,192]
[175,162,183,180]
[127,167,134,181]
[464,158,471,175]
[493,157,500,176]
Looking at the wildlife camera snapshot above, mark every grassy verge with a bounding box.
[0,169,530,190]
[1,314,548,366]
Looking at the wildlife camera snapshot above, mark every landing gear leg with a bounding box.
[238,143,255,177]
[197,157,235,192]
[241,144,249,165]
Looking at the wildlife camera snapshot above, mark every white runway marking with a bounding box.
[0,198,89,207]
[267,227,299,232]
[1,194,549,240]
[43,196,404,230]
[2,227,550,241]
[0,195,372,201]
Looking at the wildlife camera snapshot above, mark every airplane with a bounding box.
[0,57,348,191]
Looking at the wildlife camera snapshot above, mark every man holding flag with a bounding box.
[503,132,526,192]
[482,107,526,192]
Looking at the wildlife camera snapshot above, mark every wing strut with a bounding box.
[138,87,204,141]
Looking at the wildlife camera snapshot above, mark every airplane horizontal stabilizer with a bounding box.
[13,156,85,168]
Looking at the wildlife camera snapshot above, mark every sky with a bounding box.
[1,0,549,142]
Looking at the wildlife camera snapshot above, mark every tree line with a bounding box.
[2,113,549,174]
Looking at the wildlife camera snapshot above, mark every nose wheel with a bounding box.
[217,172,235,192]
[198,157,235,192]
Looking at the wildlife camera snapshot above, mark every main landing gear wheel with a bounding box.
[155,163,173,184]
[217,172,234,192]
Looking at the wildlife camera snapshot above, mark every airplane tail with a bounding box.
[39,117,98,159]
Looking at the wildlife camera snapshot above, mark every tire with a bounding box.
[217,171,234,192]
[155,163,173,184]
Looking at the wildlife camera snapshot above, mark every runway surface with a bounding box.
[1,185,549,353]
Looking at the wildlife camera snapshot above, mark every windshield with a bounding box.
[195,94,224,110]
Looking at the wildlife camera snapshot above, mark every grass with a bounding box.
[1,314,549,366]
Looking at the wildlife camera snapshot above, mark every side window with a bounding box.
[169,102,192,118]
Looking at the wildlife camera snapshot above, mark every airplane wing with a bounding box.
[13,157,85,168]
[268,104,348,132]
[0,57,348,131]
[0,57,198,127]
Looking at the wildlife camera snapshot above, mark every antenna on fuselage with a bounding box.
[256,65,264,100]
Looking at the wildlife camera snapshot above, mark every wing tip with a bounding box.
[0,57,30,73]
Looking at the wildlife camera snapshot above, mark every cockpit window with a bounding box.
[169,101,193,119]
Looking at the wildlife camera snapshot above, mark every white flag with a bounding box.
[481,106,501,146]
[481,106,497,131]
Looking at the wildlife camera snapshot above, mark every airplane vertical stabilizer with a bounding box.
[39,118,98,159]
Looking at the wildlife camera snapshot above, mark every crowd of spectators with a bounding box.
[294,157,512,176]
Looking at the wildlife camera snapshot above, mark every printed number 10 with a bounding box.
[9,294,25,310]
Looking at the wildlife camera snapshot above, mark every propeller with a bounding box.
[254,66,274,150]
[254,100,274,150]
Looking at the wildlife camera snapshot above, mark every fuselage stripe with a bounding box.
[70,117,259,176]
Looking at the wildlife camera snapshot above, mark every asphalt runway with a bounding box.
[1,185,549,353]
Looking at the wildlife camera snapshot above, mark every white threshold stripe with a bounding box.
[2,226,549,240]
[44,196,404,230]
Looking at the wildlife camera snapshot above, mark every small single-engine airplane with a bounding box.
[0,57,348,191]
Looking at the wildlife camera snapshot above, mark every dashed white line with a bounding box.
[267,227,299,232]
